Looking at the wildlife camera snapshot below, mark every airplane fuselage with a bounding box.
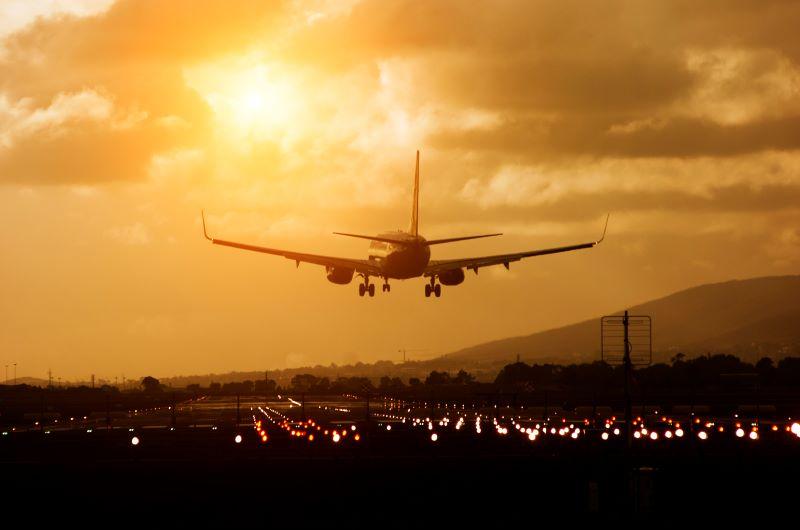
[367,231,431,279]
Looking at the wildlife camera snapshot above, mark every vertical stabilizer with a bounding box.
[410,150,420,236]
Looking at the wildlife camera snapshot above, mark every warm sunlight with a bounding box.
[185,60,300,141]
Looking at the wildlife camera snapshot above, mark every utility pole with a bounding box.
[13,362,17,385]
[48,369,52,389]
[172,392,177,428]
[236,394,241,426]
[623,310,632,450]
[91,374,95,388]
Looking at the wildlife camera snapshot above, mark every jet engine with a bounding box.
[438,268,465,286]
[326,267,355,284]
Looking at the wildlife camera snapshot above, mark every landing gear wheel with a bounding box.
[358,284,366,297]
[368,284,375,297]
[382,283,391,293]
[424,284,432,297]
[434,284,441,297]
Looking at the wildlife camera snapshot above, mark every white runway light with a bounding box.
[131,436,140,446]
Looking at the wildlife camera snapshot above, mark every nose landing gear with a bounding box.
[424,277,441,298]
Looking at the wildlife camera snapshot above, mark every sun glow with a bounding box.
[185,60,300,141]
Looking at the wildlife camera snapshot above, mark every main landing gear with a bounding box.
[382,278,391,293]
[358,275,376,297]
[424,277,441,298]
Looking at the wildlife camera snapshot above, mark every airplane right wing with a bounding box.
[425,215,609,276]
[202,213,383,276]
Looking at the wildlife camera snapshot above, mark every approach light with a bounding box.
[698,431,708,440]
[131,436,140,446]
[735,428,745,438]
[749,430,759,440]
[601,432,609,441]
[234,434,242,444]
[675,428,684,437]
[431,433,438,442]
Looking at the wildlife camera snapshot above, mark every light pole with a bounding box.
[13,363,17,385]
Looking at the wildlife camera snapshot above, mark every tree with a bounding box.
[453,370,475,384]
[140,376,162,393]
[425,371,451,385]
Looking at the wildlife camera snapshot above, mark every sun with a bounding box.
[184,59,300,141]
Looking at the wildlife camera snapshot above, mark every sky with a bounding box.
[1,0,799,381]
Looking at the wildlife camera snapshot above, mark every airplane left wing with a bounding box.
[202,212,382,276]
[425,215,608,276]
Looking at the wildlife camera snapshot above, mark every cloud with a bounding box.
[106,222,151,245]
[0,0,285,185]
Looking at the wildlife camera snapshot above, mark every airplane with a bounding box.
[202,151,608,298]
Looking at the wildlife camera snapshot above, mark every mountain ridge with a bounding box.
[445,275,800,364]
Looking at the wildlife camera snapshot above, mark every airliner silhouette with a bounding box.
[202,151,608,297]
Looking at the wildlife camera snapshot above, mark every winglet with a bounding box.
[201,210,212,241]
[595,213,610,244]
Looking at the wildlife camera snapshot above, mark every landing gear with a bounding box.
[382,279,391,293]
[358,276,375,297]
[425,278,441,298]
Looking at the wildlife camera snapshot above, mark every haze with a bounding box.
[1,0,799,380]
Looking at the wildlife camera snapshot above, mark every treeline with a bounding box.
[494,354,800,390]
[191,370,478,395]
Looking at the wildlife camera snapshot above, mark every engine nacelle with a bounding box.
[326,267,355,285]
[438,268,465,286]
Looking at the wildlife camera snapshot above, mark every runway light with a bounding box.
[431,433,438,442]
[675,428,684,437]
[234,434,242,444]
[333,433,341,443]
[664,431,673,439]
[131,436,140,446]
[633,431,641,439]
[735,428,745,438]
[386,425,392,431]
[791,423,800,436]
[601,432,609,441]
[261,434,268,442]
[698,431,708,440]
[613,428,620,436]
[749,430,759,440]
[650,432,658,441]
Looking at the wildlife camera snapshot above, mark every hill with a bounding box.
[446,275,800,364]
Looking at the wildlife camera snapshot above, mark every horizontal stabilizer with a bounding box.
[424,233,502,246]
[333,232,413,245]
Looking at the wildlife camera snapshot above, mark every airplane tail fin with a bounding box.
[409,150,420,237]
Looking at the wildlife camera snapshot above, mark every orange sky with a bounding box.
[1,0,799,380]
